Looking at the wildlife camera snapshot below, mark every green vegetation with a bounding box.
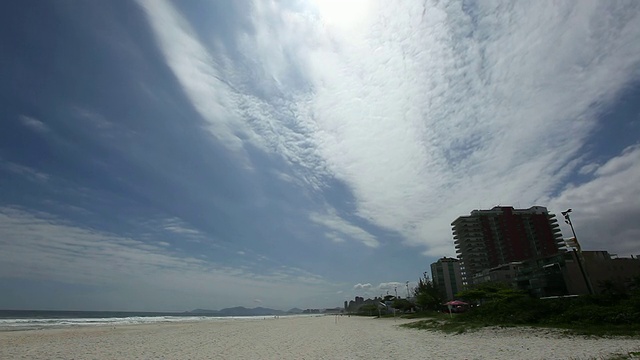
[401,316,487,334]
[605,351,640,360]
[392,298,414,312]
[356,304,380,316]
[455,281,525,303]
[401,280,640,337]
[413,272,443,310]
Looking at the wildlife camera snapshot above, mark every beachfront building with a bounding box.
[494,243,640,298]
[430,257,463,300]
[514,253,571,297]
[514,250,640,297]
[470,261,523,285]
[453,206,564,285]
[581,251,640,294]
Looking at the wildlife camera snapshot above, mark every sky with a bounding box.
[1,0,639,312]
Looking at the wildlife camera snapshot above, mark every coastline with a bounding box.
[1,315,638,359]
[0,312,315,332]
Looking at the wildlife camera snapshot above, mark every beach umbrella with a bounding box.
[444,300,468,306]
[444,300,468,317]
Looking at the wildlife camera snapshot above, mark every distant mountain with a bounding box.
[188,309,220,315]
[189,307,285,316]
[221,306,286,316]
[287,308,303,314]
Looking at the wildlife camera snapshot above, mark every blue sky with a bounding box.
[1,0,639,312]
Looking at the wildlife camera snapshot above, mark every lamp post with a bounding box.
[561,209,579,248]
[561,209,593,295]
[406,281,410,299]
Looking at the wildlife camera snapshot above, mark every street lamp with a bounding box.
[406,281,410,299]
[561,209,593,295]
[561,209,578,247]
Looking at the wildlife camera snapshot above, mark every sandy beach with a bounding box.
[1,315,638,359]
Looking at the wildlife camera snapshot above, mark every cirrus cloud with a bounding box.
[138,0,640,257]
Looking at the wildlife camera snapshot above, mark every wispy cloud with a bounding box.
[309,207,379,247]
[546,145,640,255]
[0,206,338,309]
[162,217,204,237]
[0,160,49,182]
[138,0,640,257]
[351,282,416,298]
[377,282,406,291]
[19,115,50,133]
[73,107,114,130]
[135,0,247,153]
[295,1,640,255]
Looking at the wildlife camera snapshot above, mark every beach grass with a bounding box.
[400,289,640,338]
[599,351,640,360]
[400,312,640,337]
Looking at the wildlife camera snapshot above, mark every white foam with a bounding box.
[0,315,255,330]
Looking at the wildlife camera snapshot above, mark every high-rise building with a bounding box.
[430,257,463,300]
[452,206,564,285]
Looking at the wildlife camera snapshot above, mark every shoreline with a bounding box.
[0,313,322,332]
[1,315,638,359]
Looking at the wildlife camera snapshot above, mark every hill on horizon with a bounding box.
[188,306,287,316]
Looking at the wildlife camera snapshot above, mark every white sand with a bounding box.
[1,315,639,359]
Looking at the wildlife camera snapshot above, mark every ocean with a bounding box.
[0,310,266,331]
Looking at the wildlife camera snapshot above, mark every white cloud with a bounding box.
[0,206,340,310]
[19,115,50,133]
[0,160,49,182]
[309,207,379,248]
[296,0,640,255]
[377,282,404,291]
[135,0,248,154]
[351,282,416,298]
[273,0,640,255]
[353,283,372,290]
[578,163,600,175]
[139,0,640,257]
[545,145,640,256]
[73,107,114,130]
[162,217,203,236]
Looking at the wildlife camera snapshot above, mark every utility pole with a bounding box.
[406,281,410,299]
[562,209,594,295]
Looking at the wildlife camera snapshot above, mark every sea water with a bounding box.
[0,310,266,331]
